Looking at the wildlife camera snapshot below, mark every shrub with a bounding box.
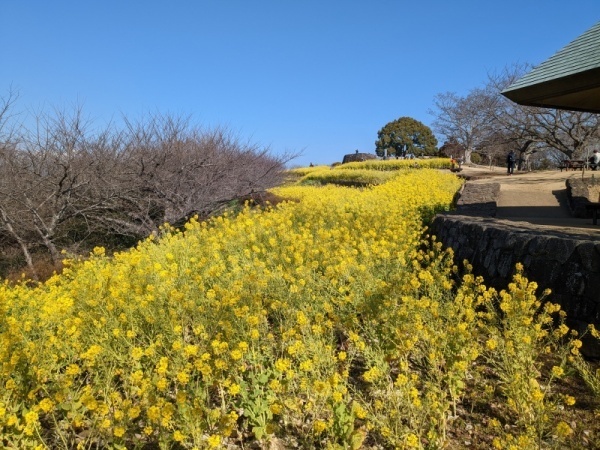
[470,152,482,164]
[0,108,295,279]
[336,158,452,171]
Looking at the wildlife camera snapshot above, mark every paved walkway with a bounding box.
[456,164,600,238]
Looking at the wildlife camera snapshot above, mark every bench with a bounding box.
[585,202,600,225]
[560,160,587,171]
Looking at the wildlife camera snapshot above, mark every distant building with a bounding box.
[342,150,377,164]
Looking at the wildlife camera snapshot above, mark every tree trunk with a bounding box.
[16,240,37,281]
[463,147,473,164]
[518,141,534,171]
[41,234,62,268]
[0,210,39,280]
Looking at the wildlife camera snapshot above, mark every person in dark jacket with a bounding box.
[507,150,516,175]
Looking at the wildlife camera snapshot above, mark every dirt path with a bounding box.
[456,165,600,235]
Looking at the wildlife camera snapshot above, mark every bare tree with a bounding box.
[0,86,20,143]
[0,147,37,274]
[0,90,37,275]
[97,113,296,237]
[488,66,600,164]
[0,100,297,279]
[529,109,600,161]
[0,105,121,277]
[431,66,600,171]
[476,131,513,168]
[430,89,499,164]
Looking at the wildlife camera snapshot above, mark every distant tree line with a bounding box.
[375,65,600,168]
[0,90,294,279]
[429,64,600,167]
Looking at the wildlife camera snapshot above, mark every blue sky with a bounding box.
[1,1,599,167]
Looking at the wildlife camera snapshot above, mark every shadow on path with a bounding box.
[496,189,571,220]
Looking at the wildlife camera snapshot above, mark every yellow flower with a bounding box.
[247,315,260,326]
[177,371,190,384]
[131,347,144,360]
[156,356,169,375]
[65,364,80,376]
[362,366,381,383]
[207,434,221,448]
[230,349,243,360]
[184,344,198,357]
[24,410,39,425]
[214,358,228,370]
[313,419,327,434]
[270,403,282,414]
[313,380,327,393]
[405,433,419,447]
[395,373,408,386]
[147,406,161,422]
[551,366,564,378]
[531,389,544,402]
[269,379,281,392]
[7,415,18,427]
[299,359,313,371]
[555,421,573,437]
[156,378,168,391]
[485,338,497,351]
[173,430,185,442]
[275,358,291,372]
[130,370,144,384]
[352,402,367,419]
[38,398,54,413]
[127,406,141,419]
[113,426,126,437]
[488,418,501,428]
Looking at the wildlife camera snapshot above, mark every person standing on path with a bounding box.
[506,150,516,175]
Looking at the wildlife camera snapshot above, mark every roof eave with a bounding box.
[502,67,600,113]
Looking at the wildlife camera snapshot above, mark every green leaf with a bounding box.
[252,425,265,440]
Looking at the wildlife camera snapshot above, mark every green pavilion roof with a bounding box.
[502,21,600,113]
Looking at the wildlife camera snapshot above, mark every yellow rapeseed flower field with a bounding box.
[0,166,597,449]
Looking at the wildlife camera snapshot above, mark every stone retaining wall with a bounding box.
[566,177,600,217]
[430,181,600,355]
